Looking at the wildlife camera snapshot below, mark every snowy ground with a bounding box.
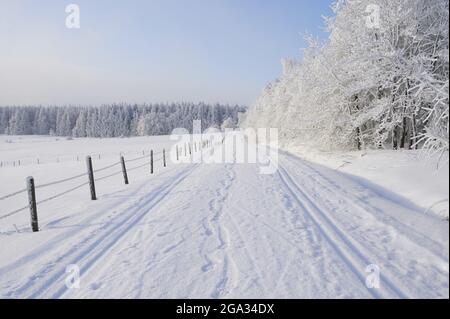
[0,135,172,167]
[0,134,448,298]
[287,145,449,220]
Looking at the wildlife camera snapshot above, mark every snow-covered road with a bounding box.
[0,142,448,298]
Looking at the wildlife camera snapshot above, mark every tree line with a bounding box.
[0,103,246,138]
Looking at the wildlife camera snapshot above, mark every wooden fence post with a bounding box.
[184,143,187,156]
[121,156,129,185]
[189,143,191,155]
[86,156,97,200]
[176,145,179,161]
[27,176,39,232]
[150,150,154,174]
[163,149,167,167]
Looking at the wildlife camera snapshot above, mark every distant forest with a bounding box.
[0,103,246,137]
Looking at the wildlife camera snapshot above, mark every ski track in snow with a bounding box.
[1,164,199,298]
[0,140,448,298]
[278,161,400,298]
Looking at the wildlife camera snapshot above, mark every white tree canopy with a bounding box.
[243,0,449,156]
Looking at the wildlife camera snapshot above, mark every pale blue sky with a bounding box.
[0,0,334,106]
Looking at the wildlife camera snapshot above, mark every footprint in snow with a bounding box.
[89,282,102,290]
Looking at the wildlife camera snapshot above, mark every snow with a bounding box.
[0,134,448,298]
[0,135,174,167]
[286,145,449,220]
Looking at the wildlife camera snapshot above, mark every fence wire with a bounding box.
[0,188,27,201]
[0,205,29,220]
[125,154,150,163]
[95,170,123,182]
[36,172,87,189]
[93,161,121,173]
[37,182,90,206]
[127,161,150,172]
[125,150,164,164]
[0,148,171,222]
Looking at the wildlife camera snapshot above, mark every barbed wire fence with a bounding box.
[0,138,216,232]
[0,148,159,168]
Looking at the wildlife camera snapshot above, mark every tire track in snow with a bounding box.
[7,164,199,298]
[277,161,409,298]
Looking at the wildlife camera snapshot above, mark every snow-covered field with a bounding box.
[0,135,174,167]
[0,135,448,298]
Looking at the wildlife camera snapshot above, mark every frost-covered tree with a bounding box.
[221,117,235,130]
[243,0,449,157]
[34,108,51,135]
[0,103,246,138]
[7,108,32,135]
[72,109,87,137]
[0,107,11,134]
[136,114,152,136]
